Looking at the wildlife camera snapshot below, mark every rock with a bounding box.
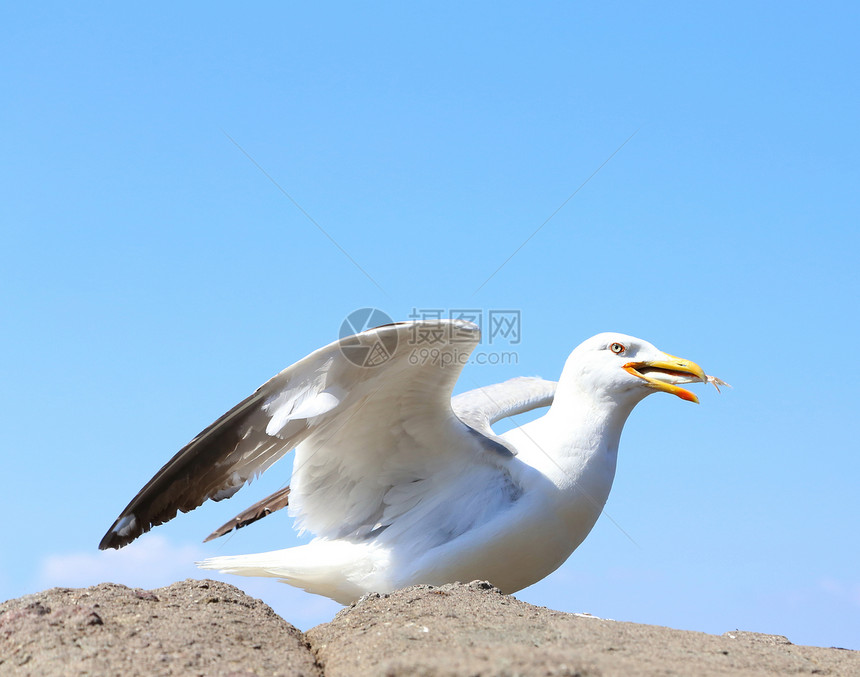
[2,579,857,676]
[309,581,858,676]
[0,579,319,676]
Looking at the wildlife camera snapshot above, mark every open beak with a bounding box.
[623,354,707,403]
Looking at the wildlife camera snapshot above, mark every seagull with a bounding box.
[100,320,722,604]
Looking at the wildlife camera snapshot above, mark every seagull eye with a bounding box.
[609,342,626,355]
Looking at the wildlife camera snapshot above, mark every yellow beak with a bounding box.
[623,353,707,403]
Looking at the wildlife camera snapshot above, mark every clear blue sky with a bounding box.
[2,2,858,650]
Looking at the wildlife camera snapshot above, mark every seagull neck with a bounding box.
[541,382,639,461]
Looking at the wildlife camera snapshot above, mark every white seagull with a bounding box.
[100,320,722,604]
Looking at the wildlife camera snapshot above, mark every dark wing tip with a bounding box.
[98,512,147,550]
[96,390,271,552]
[99,504,183,550]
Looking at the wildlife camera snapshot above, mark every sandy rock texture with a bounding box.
[0,579,319,676]
[1,578,856,676]
[310,580,857,676]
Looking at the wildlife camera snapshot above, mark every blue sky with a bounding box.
[2,2,858,650]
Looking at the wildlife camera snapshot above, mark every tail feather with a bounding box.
[197,540,386,604]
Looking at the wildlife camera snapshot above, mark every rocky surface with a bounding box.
[0,580,319,676]
[1,579,856,676]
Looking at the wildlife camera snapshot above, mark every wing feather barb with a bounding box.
[204,486,292,542]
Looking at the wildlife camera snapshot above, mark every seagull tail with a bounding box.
[196,540,385,605]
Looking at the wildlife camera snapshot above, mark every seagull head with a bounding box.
[561,333,707,405]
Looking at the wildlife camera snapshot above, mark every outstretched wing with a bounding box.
[452,376,557,447]
[100,320,507,549]
[203,376,558,542]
